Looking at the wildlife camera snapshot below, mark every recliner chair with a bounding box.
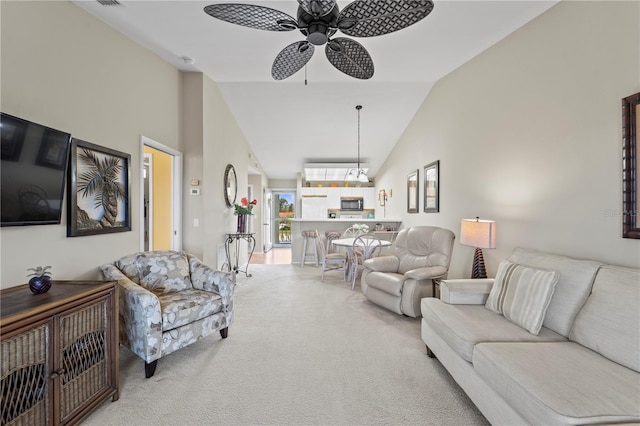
[361,226,455,317]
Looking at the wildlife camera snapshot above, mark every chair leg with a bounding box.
[145,360,158,378]
[301,237,307,267]
[220,327,229,338]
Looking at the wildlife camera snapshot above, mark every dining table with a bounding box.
[331,237,392,285]
[331,237,392,260]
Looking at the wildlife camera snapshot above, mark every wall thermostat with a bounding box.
[190,188,200,195]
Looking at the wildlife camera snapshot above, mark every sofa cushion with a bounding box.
[157,289,223,331]
[365,271,404,296]
[474,342,640,425]
[137,251,192,293]
[485,259,558,335]
[114,252,142,284]
[570,265,640,372]
[509,247,601,337]
[421,298,566,362]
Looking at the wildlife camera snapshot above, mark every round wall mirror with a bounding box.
[224,164,237,208]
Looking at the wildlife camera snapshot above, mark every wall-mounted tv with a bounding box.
[1,113,72,226]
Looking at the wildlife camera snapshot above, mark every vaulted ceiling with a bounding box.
[74,0,557,180]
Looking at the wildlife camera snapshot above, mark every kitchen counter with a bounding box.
[290,218,402,223]
[290,218,402,265]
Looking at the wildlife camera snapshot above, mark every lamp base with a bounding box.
[471,247,487,279]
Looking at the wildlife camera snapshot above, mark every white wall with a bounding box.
[375,1,640,278]
[0,1,181,287]
[0,2,264,288]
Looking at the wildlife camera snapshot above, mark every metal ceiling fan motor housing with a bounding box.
[296,6,339,46]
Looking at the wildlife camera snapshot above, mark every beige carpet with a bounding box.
[84,264,489,426]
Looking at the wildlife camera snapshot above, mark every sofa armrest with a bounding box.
[440,278,494,305]
[404,266,448,281]
[100,263,163,362]
[187,255,235,311]
[363,256,400,273]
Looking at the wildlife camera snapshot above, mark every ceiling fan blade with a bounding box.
[272,41,315,80]
[204,3,297,32]
[337,0,434,37]
[298,0,336,17]
[325,38,374,80]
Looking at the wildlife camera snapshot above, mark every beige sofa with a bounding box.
[421,247,640,425]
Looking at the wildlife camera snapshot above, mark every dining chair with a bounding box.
[316,230,348,282]
[341,226,362,238]
[348,234,382,290]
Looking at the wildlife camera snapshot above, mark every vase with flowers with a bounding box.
[234,197,257,233]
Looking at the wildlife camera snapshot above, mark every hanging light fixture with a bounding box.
[346,105,369,183]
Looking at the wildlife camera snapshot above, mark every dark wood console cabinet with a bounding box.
[1,281,119,425]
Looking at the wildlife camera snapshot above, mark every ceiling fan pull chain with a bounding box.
[305,64,308,86]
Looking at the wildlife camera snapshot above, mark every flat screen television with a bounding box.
[1,113,72,226]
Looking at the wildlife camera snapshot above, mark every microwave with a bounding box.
[341,197,364,211]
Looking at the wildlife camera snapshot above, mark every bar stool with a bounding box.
[300,230,319,267]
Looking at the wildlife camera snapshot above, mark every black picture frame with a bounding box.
[407,169,419,213]
[68,138,131,237]
[0,114,27,161]
[622,92,639,239]
[424,160,439,213]
[36,129,70,170]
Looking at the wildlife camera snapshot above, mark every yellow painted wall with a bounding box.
[144,146,172,250]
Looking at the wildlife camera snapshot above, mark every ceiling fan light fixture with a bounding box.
[307,23,329,45]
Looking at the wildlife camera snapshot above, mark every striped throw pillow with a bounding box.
[485,259,559,335]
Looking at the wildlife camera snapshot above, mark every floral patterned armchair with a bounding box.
[101,250,234,378]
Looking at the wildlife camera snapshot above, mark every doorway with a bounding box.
[272,190,295,248]
[263,188,273,252]
[140,136,182,252]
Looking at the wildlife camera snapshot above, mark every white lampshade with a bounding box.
[460,218,496,249]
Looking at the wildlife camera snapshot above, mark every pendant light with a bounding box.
[346,105,368,183]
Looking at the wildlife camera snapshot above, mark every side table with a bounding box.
[225,233,256,277]
[432,278,441,299]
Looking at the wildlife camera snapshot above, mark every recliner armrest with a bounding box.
[404,266,448,281]
[363,256,400,273]
[440,278,494,305]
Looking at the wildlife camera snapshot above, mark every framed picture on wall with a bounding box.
[407,169,419,213]
[67,138,131,237]
[622,92,640,239]
[424,160,439,213]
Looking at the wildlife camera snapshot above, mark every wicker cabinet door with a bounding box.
[56,296,112,424]
[1,321,52,425]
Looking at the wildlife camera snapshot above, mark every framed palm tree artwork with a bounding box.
[67,138,131,237]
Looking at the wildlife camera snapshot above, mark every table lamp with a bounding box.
[460,217,496,279]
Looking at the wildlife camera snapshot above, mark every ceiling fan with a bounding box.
[204,0,434,80]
